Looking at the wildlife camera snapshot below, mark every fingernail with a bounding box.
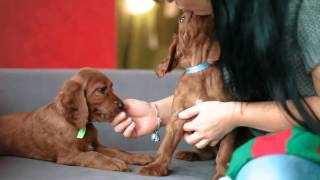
[183,124,187,130]
[178,112,185,119]
[130,122,135,127]
[127,118,132,123]
[183,123,190,129]
[119,112,125,118]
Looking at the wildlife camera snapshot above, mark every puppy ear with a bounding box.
[207,41,221,64]
[58,80,88,129]
[155,34,179,78]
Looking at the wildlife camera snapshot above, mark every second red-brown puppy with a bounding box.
[0,68,153,171]
[139,11,247,180]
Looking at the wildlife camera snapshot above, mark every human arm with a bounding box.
[180,66,320,149]
[152,95,174,126]
[180,0,320,149]
[312,65,320,95]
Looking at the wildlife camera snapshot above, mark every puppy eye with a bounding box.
[97,86,108,94]
[179,16,186,23]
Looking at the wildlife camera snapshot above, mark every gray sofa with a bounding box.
[0,69,215,180]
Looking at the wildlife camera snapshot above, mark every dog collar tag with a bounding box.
[185,62,210,74]
[77,128,86,139]
[151,130,160,142]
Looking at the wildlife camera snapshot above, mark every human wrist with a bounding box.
[150,102,162,142]
[150,102,162,130]
[151,102,162,125]
[228,101,243,129]
[152,96,173,126]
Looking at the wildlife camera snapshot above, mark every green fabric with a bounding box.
[225,126,320,180]
[286,126,320,163]
[225,138,256,179]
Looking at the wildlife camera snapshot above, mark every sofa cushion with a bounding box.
[0,155,215,180]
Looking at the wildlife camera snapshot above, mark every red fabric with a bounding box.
[0,0,116,68]
[252,128,292,158]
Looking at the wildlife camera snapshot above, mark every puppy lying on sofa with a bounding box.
[0,68,153,171]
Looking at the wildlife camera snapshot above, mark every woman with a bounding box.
[112,0,320,179]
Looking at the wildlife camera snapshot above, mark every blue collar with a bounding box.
[185,62,210,74]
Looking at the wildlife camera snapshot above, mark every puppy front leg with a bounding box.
[212,131,237,180]
[57,151,130,172]
[95,145,153,165]
[139,113,184,176]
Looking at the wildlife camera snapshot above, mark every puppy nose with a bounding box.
[116,101,125,110]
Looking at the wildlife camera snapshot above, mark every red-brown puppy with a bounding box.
[0,68,153,171]
[139,11,251,180]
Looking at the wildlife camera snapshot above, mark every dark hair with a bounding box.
[212,0,320,133]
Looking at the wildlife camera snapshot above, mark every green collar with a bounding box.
[76,128,87,139]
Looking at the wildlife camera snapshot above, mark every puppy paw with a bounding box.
[175,151,200,161]
[139,163,168,176]
[129,154,154,165]
[109,158,131,172]
[212,165,227,180]
[212,173,224,180]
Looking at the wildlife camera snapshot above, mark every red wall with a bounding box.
[0,0,116,68]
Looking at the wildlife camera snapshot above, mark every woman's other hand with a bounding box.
[179,101,240,149]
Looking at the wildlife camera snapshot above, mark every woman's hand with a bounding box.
[175,0,212,15]
[111,99,158,138]
[179,101,240,149]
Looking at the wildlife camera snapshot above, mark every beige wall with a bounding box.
[117,0,179,69]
